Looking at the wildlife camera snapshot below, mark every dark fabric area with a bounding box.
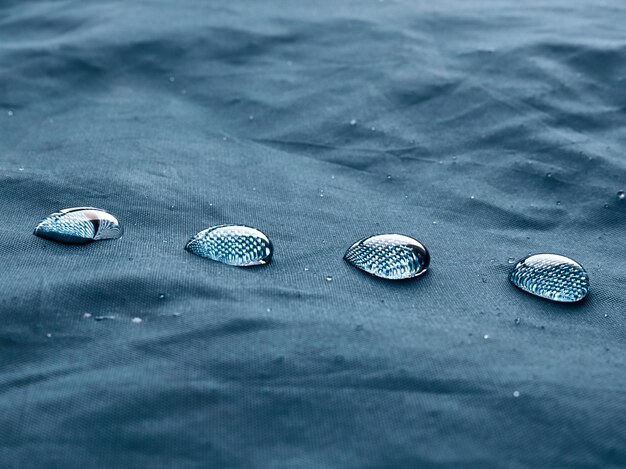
[1,0,625,467]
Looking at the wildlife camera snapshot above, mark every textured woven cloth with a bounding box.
[0,0,625,467]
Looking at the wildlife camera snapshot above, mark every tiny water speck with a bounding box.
[507,257,516,264]
[46,333,52,338]
[350,119,357,126]
[158,293,166,300]
[168,76,175,82]
[386,175,392,180]
[470,195,475,200]
[483,334,490,340]
[604,313,608,318]
[7,110,13,116]
[83,313,92,318]
[618,190,625,200]
[325,276,333,282]
[131,317,143,324]
[513,391,520,398]
[266,308,271,313]
[514,318,521,325]
[546,172,552,178]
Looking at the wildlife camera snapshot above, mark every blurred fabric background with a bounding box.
[0,0,625,467]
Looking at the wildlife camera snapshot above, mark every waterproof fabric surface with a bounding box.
[1,1,625,468]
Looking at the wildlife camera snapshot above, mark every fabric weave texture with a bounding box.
[0,0,625,468]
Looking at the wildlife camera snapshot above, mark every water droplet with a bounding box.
[304,267,309,272]
[470,195,475,200]
[604,313,608,318]
[618,190,625,200]
[350,119,357,126]
[158,293,166,300]
[248,115,254,120]
[386,175,392,180]
[168,76,175,82]
[509,253,589,302]
[513,391,520,398]
[556,201,561,206]
[266,308,271,313]
[83,313,92,318]
[46,333,52,338]
[325,276,333,282]
[546,172,552,178]
[432,221,437,225]
[34,207,123,244]
[185,224,273,266]
[18,166,24,172]
[344,234,429,280]
[514,318,521,325]
[131,317,143,324]
[507,257,516,264]
[604,203,610,209]
[7,110,14,116]
[483,334,490,340]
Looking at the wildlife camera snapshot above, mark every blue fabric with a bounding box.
[1,0,625,467]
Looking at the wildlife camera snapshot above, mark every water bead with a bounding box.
[185,224,272,266]
[344,234,429,280]
[509,253,589,302]
[34,207,123,244]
